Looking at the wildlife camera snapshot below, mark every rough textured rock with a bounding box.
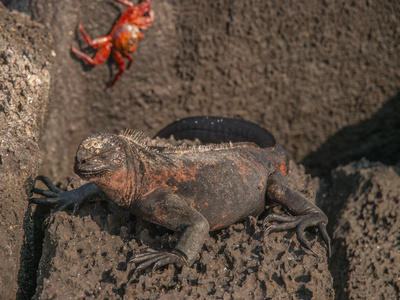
[33,161,334,299]
[1,0,400,298]
[9,0,397,181]
[326,160,400,299]
[0,3,53,299]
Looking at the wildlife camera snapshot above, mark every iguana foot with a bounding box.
[130,248,187,273]
[30,176,98,214]
[263,212,331,257]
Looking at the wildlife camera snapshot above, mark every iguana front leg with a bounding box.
[265,170,331,256]
[130,188,210,272]
[31,176,103,213]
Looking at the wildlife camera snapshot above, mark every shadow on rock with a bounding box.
[302,93,400,177]
[323,160,400,299]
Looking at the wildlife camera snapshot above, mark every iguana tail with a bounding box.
[155,116,289,175]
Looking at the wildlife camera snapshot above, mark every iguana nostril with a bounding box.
[81,159,86,165]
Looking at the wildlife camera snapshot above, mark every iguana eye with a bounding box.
[95,149,100,154]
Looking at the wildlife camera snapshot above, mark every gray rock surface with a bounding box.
[0,3,53,299]
[327,160,400,299]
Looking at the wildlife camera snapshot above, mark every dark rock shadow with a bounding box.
[307,94,400,299]
[17,203,49,300]
[310,93,400,299]
[302,93,400,177]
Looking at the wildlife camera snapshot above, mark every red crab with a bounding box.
[72,0,154,87]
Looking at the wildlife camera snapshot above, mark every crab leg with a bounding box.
[72,44,112,66]
[124,53,133,69]
[114,0,154,29]
[132,0,152,15]
[109,49,126,87]
[114,0,151,10]
[132,10,154,29]
[113,0,135,8]
[77,23,112,48]
[72,22,113,66]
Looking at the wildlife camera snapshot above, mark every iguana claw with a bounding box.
[130,248,187,273]
[263,212,331,257]
[30,176,100,214]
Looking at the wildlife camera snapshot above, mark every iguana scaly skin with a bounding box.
[32,116,330,271]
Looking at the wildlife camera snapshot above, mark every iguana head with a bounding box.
[74,132,127,181]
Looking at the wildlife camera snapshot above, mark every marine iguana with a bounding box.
[31,116,330,271]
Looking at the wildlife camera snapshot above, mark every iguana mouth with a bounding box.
[74,162,109,179]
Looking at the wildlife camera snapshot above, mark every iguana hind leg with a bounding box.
[265,170,331,256]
